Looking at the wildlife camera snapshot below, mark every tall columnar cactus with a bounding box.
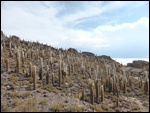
[100,69,103,84]
[128,76,132,86]
[36,48,39,60]
[109,77,113,92]
[72,63,74,74]
[3,37,5,51]
[29,62,32,77]
[82,89,85,101]
[90,83,94,104]
[68,63,71,76]
[94,70,97,82]
[22,49,25,64]
[42,50,45,58]
[116,97,119,107]
[1,44,4,59]
[6,59,10,72]
[46,65,49,85]
[116,85,119,97]
[17,49,21,75]
[95,80,99,102]
[144,79,148,94]
[33,65,37,90]
[113,74,116,95]
[124,79,127,95]
[140,78,143,88]
[59,60,62,87]
[52,73,54,86]
[100,85,104,102]
[9,41,12,57]
[39,57,43,80]
[31,49,34,59]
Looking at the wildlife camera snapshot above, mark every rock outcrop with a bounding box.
[127,60,149,69]
[67,48,78,54]
[81,51,95,57]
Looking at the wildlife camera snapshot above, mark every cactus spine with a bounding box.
[33,65,37,90]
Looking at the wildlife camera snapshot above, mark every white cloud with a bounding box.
[1,1,149,57]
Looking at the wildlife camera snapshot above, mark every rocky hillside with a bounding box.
[1,31,149,112]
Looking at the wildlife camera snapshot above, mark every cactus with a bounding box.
[95,80,99,102]
[119,80,123,91]
[90,83,94,104]
[17,49,21,75]
[36,48,39,60]
[68,63,71,76]
[109,77,113,92]
[33,65,37,90]
[116,97,119,107]
[94,70,97,82]
[113,74,116,95]
[100,85,104,102]
[39,57,43,80]
[46,65,49,85]
[128,76,132,86]
[59,60,62,87]
[6,59,9,72]
[116,85,119,97]
[29,62,32,77]
[144,79,148,94]
[42,50,45,58]
[22,49,25,64]
[140,78,143,88]
[124,79,127,95]
[52,73,54,86]
[82,89,85,101]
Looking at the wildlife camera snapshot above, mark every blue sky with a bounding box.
[1,1,149,58]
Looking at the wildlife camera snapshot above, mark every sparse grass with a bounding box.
[28,77,33,83]
[22,80,29,85]
[40,84,60,93]
[69,80,74,87]
[27,84,33,90]
[9,92,20,98]
[14,97,38,112]
[1,102,7,112]
[95,105,104,112]
[11,98,21,107]
[22,91,31,98]
[40,99,48,109]
[89,103,95,110]
[52,103,62,112]
[72,104,84,112]
[132,104,140,111]
[101,104,115,112]
[8,75,18,83]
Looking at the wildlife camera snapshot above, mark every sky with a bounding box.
[1,1,149,58]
